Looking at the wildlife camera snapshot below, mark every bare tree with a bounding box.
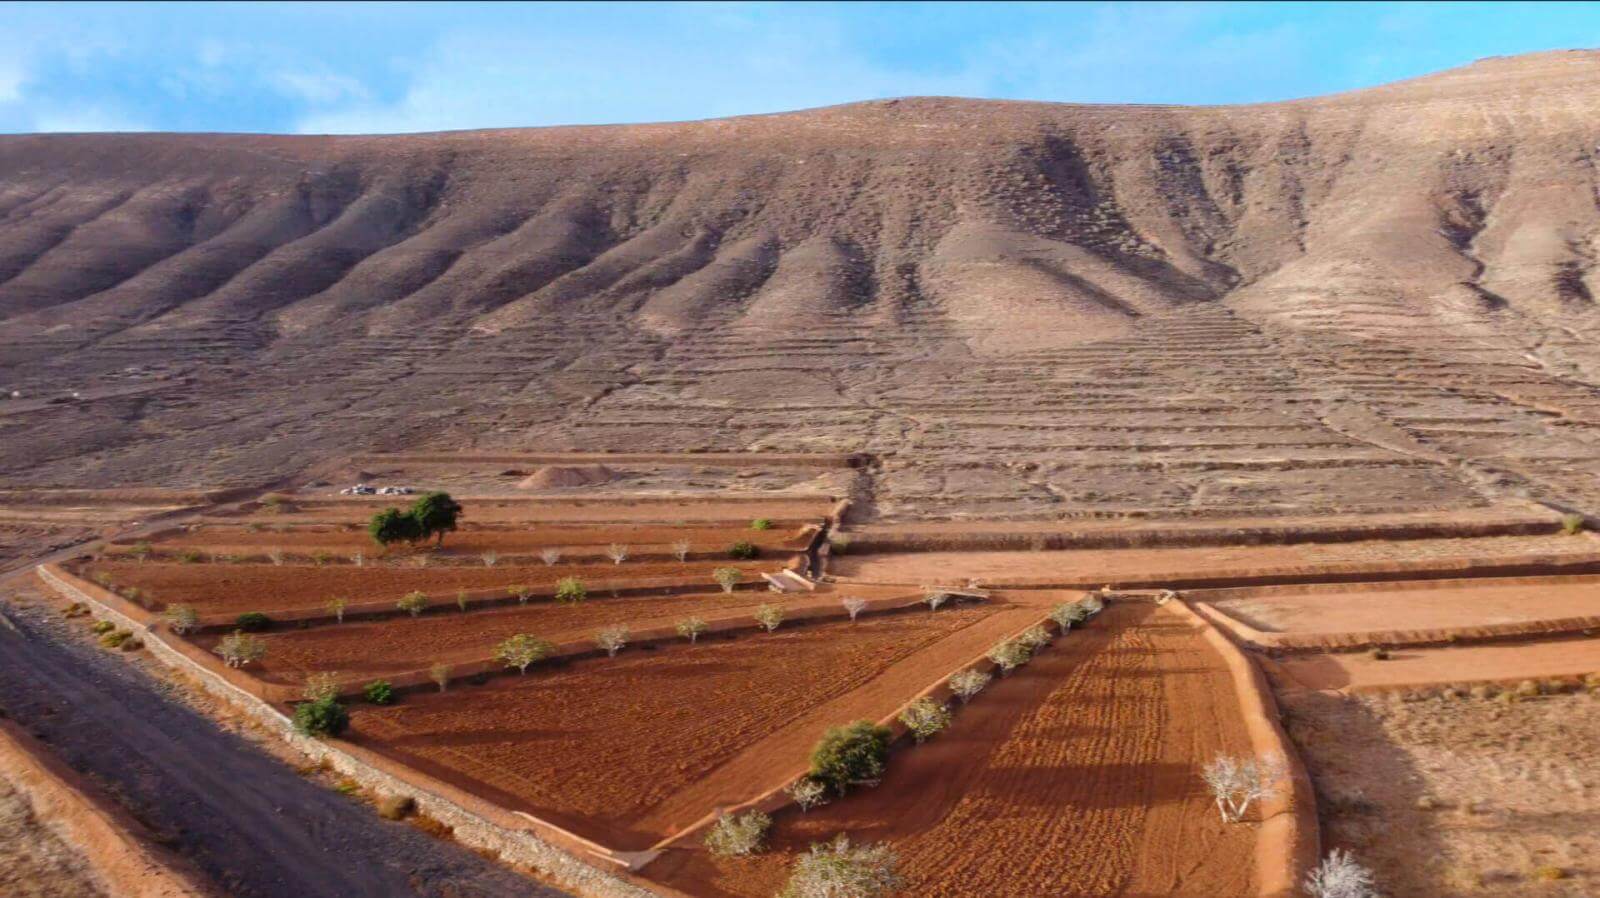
[397,591,428,617]
[1202,753,1288,823]
[672,539,692,562]
[754,604,785,632]
[1048,601,1088,630]
[1303,849,1380,898]
[606,543,630,565]
[303,671,341,702]
[351,550,365,568]
[947,668,992,704]
[216,631,266,668]
[429,662,451,692]
[163,604,198,635]
[676,616,709,644]
[325,596,349,623]
[704,810,771,858]
[1017,623,1053,649]
[509,583,533,605]
[455,590,469,612]
[495,634,554,674]
[596,625,629,658]
[785,777,829,812]
[924,591,950,611]
[713,567,743,594]
[898,697,952,743]
[540,547,562,566]
[266,547,284,566]
[780,835,902,898]
[986,640,1032,675]
[842,596,868,621]
[481,549,498,567]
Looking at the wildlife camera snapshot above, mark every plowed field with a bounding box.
[647,602,1257,898]
[345,605,1004,849]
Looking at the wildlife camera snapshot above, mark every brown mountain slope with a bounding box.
[5,50,1600,519]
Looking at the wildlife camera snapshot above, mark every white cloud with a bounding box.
[0,59,24,104]
[32,106,151,133]
[268,69,371,104]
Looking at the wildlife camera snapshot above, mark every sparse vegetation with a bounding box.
[704,809,771,857]
[325,595,349,622]
[540,547,562,566]
[923,591,949,611]
[266,547,284,566]
[1017,623,1053,649]
[1202,752,1287,823]
[98,628,133,648]
[898,696,952,743]
[786,776,829,812]
[495,633,554,674]
[947,668,992,704]
[176,548,203,564]
[729,540,759,560]
[131,541,152,562]
[1049,600,1088,629]
[1302,848,1379,898]
[779,834,902,898]
[376,794,415,820]
[363,680,395,705]
[1561,513,1586,535]
[429,662,451,692]
[754,603,785,632]
[91,619,115,635]
[751,518,773,531]
[842,596,868,621]
[809,720,891,795]
[481,549,498,567]
[986,639,1032,675]
[596,625,629,657]
[235,611,272,632]
[606,543,629,564]
[672,539,692,562]
[293,697,349,738]
[303,671,341,702]
[676,616,708,643]
[554,576,586,604]
[310,549,332,566]
[163,604,198,634]
[397,591,428,617]
[714,566,743,593]
[216,630,267,668]
[455,589,469,612]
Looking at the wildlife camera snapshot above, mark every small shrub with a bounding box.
[676,616,708,643]
[235,611,273,632]
[163,604,198,634]
[310,549,332,566]
[751,518,773,531]
[596,625,629,658]
[397,591,428,617]
[118,636,143,652]
[898,697,952,743]
[786,776,829,812]
[1049,601,1088,629]
[131,541,152,562]
[729,541,759,560]
[754,604,785,632]
[99,629,133,648]
[1515,679,1541,698]
[1202,752,1287,823]
[481,549,498,567]
[176,548,203,564]
[671,539,691,562]
[842,596,868,621]
[606,543,630,565]
[351,551,364,567]
[987,639,1032,675]
[779,835,902,898]
[293,697,349,737]
[91,571,114,586]
[947,668,992,704]
[1303,848,1379,898]
[1561,513,1586,535]
[1368,647,1391,661]
[1532,865,1568,882]
[704,809,770,857]
[266,547,284,566]
[303,671,341,702]
[91,619,116,635]
[509,584,533,605]
[262,493,291,513]
[455,590,469,612]
[555,577,586,605]
[216,630,267,668]
[713,567,743,594]
[363,680,395,705]
[429,662,451,692]
[334,778,361,795]
[410,813,452,839]
[809,720,891,795]
[62,601,89,618]
[1017,624,1053,649]
[540,547,562,566]
[376,794,416,820]
[495,633,555,674]
[325,596,349,623]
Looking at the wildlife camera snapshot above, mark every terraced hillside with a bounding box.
[5,52,1600,519]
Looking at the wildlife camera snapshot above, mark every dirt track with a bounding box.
[647,602,1257,897]
[0,584,566,898]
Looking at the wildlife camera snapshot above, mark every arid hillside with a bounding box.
[5,51,1600,519]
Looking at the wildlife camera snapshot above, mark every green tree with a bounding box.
[293,697,349,737]
[809,720,892,795]
[368,507,421,547]
[410,492,463,547]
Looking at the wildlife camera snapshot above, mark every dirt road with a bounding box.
[0,586,563,898]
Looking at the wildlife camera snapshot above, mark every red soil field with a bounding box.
[136,523,810,558]
[200,585,916,685]
[345,605,1005,849]
[831,534,1600,586]
[1268,637,1600,692]
[1208,575,1600,635]
[228,497,835,526]
[84,559,771,614]
[646,602,1257,898]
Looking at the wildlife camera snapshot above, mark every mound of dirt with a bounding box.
[516,465,617,490]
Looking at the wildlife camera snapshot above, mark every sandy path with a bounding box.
[647,602,1257,897]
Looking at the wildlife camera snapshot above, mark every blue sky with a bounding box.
[2,1,1598,134]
